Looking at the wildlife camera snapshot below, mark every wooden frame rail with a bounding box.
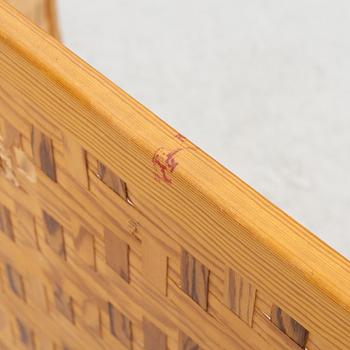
[7,0,59,38]
[0,1,349,349]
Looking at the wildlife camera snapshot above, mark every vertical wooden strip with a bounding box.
[37,334,55,350]
[143,318,167,350]
[53,344,71,350]
[3,120,21,150]
[1,121,21,186]
[0,307,13,345]
[180,250,209,310]
[16,318,35,350]
[14,148,37,183]
[46,0,61,39]
[142,235,168,295]
[31,126,56,181]
[97,161,128,200]
[179,332,200,350]
[80,299,100,335]
[271,305,309,348]
[104,229,129,282]
[108,302,132,349]
[53,285,74,323]
[27,277,48,312]
[0,265,4,292]
[3,120,36,183]
[5,264,25,300]
[63,135,89,189]
[0,205,14,241]
[0,307,7,331]
[73,226,96,270]
[42,211,65,259]
[15,204,38,249]
[224,267,256,327]
[0,137,19,187]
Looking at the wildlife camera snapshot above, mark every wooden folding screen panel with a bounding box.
[0,0,350,349]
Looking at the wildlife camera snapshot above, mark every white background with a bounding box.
[57,0,350,259]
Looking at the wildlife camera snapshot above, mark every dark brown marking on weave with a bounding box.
[97,161,128,200]
[0,205,14,240]
[143,318,167,350]
[180,249,209,310]
[271,305,309,348]
[108,302,132,349]
[54,284,75,323]
[5,264,25,300]
[42,211,66,259]
[179,331,200,350]
[31,126,56,181]
[16,318,35,349]
[224,268,256,326]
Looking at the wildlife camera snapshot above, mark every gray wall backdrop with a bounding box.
[58,0,350,259]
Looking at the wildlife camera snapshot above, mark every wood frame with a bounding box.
[0,1,349,349]
[7,0,59,38]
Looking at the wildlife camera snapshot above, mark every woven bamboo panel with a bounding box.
[0,1,350,349]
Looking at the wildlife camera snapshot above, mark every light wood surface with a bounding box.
[7,0,59,38]
[0,0,349,349]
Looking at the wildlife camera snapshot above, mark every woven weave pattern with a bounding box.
[0,1,349,348]
[0,96,313,350]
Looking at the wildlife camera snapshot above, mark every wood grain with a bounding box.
[179,332,201,350]
[80,299,100,335]
[0,307,13,347]
[15,204,38,249]
[142,235,168,295]
[53,284,74,323]
[26,277,48,312]
[143,318,167,350]
[7,0,60,38]
[15,318,35,349]
[42,211,65,258]
[63,135,89,189]
[0,122,19,187]
[72,226,96,270]
[32,127,57,181]
[108,302,132,349]
[14,148,37,183]
[0,1,349,349]
[271,305,309,348]
[97,161,128,201]
[5,264,25,300]
[224,267,257,326]
[3,120,20,150]
[0,204,14,240]
[37,335,55,350]
[253,309,305,350]
[180,250,209,310]
[104,229,129,282]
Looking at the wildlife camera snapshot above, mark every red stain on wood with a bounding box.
[152,148,183,184]
[175,133,186,142]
